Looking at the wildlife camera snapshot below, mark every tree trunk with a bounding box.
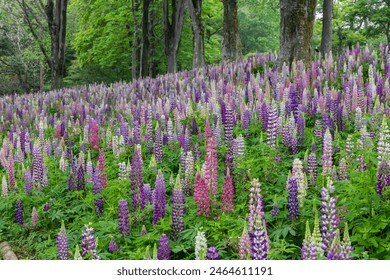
[320,0,333,57]
[45,0,68,90]
[163,0,185,73]
[278,0,317,69]
[222,0,242,62]
[132,0,141,80]
[187,0,204,68]
[140,0,152,78]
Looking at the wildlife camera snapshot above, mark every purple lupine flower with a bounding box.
[239,225,251,260]
[154,124,163,163]
[341,223,353,260]
[157,233,170,260]
[251,218,269,260]
[31,207,38,226]
[172,174,185,239]
[118,199,130,236]
[289,129,299,155]
[313,120,322,139]
[287,175,299,220]
[301,221,311,260]
[94,197,104,216]
[133,121,141,145]
[120,121,130,145]
[77,165,85,191]
[153,170,166,224]
[307,152,317,186]
[376,162,388,196]
[288,85,298,120]
[297,114,305,143]
[108,239,120,252]
[131,144,144,209]
[207,247,220,260]
[57,221,68,260]
[320,179,339,252]
[24,169,33,195]
[326,229,342,260]
[68,173,75,191]
[266,102,278,147]
[15,199,23,225]
[81,223,100,259]
[261,102,268,132]
[43,201,51,212]
[322,128,333,176]
[143,184,153,205]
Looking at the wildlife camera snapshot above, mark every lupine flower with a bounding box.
[195,230,207,260]
[221,168,234,213]
[89,119,99,149]
[320,178,339,252]
[7,154,15,190]
[376,162,388,196]
[287,175,299,220]
[97,149,107,189]
[15,199,23,225]
[307,152,317,185]
[86,152,93,183]
[143,246,152,260]
[345,135,354,161]
[193,169,210,217]
[172,174,185,239]
[205,137,218,198]
[251,217,269,260]
[338,157,349,180]
[32,141,44,189]
[207,247,220,260]
[2,175,8,197]
[154,123,163,163]
[266,102,278,147]
[341,223,353,260]
[322,128,333,176]
[74,244,83,260]
[77,165,85,191]
[326,229,343,260]
[140,225,147,236]
[292,158,307,207]
[108,238,120,252]
[301,221,311,260]
[184,151,194,195]
[239,225,251,260]
[248,178,264,231]
[153,170,166,224]
[377,116,390,167]
[81,223,100,260]
[118,199,130,236]
[271,195,279,217]
[131,145,144,209]
[31,207,38,226]
[157,233,170,260]
[312,209,324,258]
[57,221,68,260]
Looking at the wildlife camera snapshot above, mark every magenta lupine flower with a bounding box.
[307,152,318,185]
[205,137,218,198]
[221,169,234,213]
[322,128,333,176]
[157,233,170,260]
[172,174,185,239]
[97,149,107,189]
[251,218,269,260]
[193,170,210,217]
[118,199,130,236]
[239,225,251,260]
[248,178,264,232]
[207,247,220,260]
[266,102,278,147]
[153,170,166,224]
[204,119,212,139]
[81,223,100,260]
[108,238,120,252]
[15,199,24,225]
[154,124,163,163]
[287,175,299,220]
[57,221,68,260]
[131,145,144,209]
[320,179,339,252]
[31,207,38,226]
[7,154,15,190]
[89,119,99,149]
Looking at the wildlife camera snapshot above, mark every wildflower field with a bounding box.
[1,44,390,260]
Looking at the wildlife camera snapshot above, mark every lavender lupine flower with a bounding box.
[239,225,251,260]
[261,102,268,132]
[266,102,278,147]
[77,165,85,191]
[224,107,234,146]
[7,154,15,190]
[326,229,343,260]
[86,152,93,183]
[195,230,207,260]
[143,184,153,205]
[81,223,100,259]
[341,223,353,260]
[322,128,333,176]
[154,123,163,163]
[287,175,299,220]
[153,170,166,224]
[15,199,23,225]
[338,157,349,180]
[57,221,69,260]
[251,218,269,260]
[307,152,318,185]
[2,175,8,197]
[354,107,362,133]
[289,128,299,155]
[172,174,185,239]
[118,199,130,236]
[207,247,220,260]
[108,238,120,252]
[94,197,104,216]
[313,120,322,139]
[248,178,264,232]
[131,144,144,209]
[345,135,354,161]
[157,234,170,260]
[320,178,339,252]
[376,162,388,196]
[301,221,311,260]
[31,207,38,226]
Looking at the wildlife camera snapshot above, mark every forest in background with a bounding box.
[0,0,389,95]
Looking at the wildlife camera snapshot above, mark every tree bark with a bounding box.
[278,0,317,69]
[222,0,242,62]
[140,0,152,78]
[45,0,68,90]
[186,0,204,68]
[163,0,185,73]
[320,0,333,57]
